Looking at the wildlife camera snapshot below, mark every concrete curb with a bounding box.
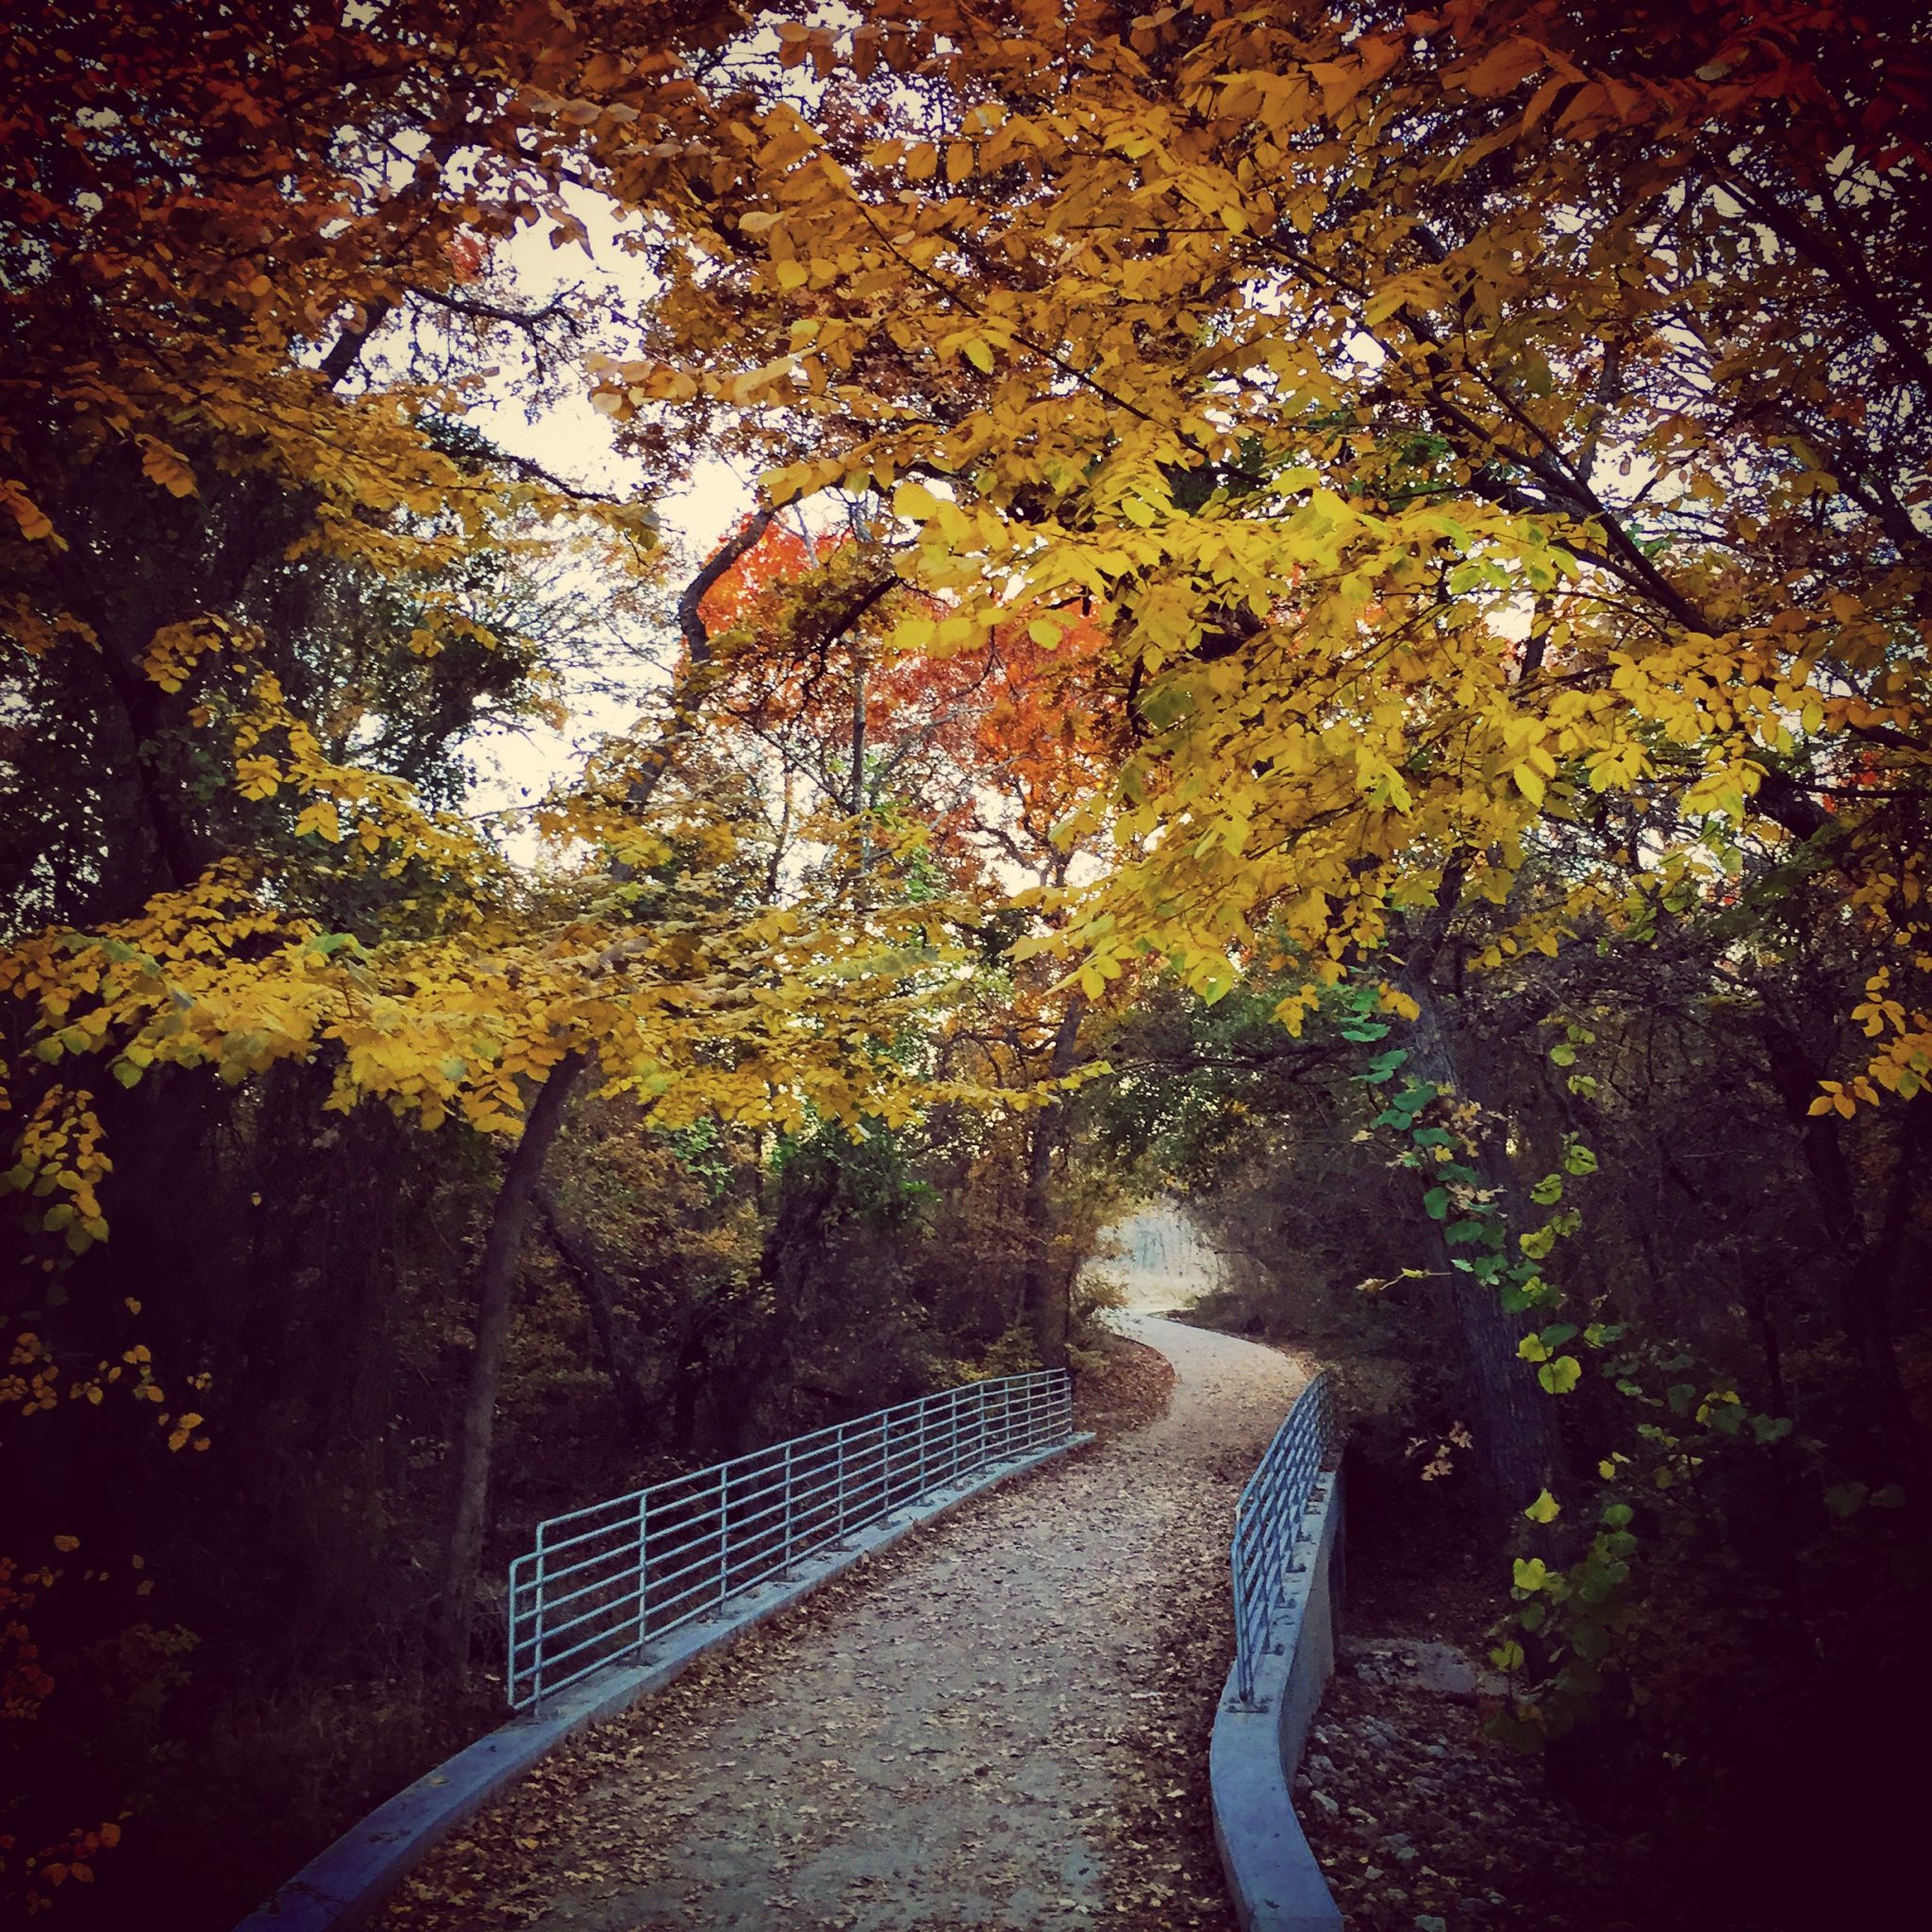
[1209,1472,1345,1932]
[236,1430,1095,1932]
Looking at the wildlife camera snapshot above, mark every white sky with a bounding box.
[452,192,756,830]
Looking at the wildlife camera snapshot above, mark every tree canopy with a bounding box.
[3,3,1927,1924]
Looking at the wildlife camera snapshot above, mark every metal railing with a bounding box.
[508,1368,1074,1709]
[1229,1370,1341,1706]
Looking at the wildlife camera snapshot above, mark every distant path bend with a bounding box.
[394,1314,1307,1932]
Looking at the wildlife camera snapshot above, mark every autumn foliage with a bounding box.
[3,1,1929,1925]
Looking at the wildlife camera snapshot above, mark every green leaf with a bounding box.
[1500,1272,1553,1312]
[1486,1707,1547,1752]
[1538,1356,1582,1394]
[1423,1186,1451,1220]
[1513,1557,1550,1591]
[1524,1488,1561,1524]
[1530,1172,1564,1205]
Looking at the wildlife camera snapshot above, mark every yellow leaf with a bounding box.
[294,800,342,842]
[1307,60,1366,120]
[139,436,199,499]
[1523,1489,1561,1524]
[237,757,280,801]
[1458,37,1544,98]
[1,476,57,541]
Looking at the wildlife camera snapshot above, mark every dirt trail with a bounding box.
[393,1314,1306,1932]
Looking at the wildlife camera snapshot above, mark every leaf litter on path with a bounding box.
[387,1318,1310,1932]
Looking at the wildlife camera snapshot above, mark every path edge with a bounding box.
[235,1430,1094,1932]
[1209,1471,1345,1932]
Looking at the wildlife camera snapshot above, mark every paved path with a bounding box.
[394,1315,1307,1932]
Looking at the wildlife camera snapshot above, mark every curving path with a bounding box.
[392,1314,1307,1932]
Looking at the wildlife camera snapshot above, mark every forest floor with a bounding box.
[387,1315,1307,1931]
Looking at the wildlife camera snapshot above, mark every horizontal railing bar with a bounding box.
[537,1622,641,1676]
[527,1563,643,1620]
[524,1535,647,1583]
[538,1582,644,1647]
[649,1548,725,1593]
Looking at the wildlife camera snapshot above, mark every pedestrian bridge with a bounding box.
[244,1314,1340,1932]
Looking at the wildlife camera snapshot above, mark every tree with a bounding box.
[0,7,982,1893]
[696,512,1124,1359]
[575,0,1929,1491]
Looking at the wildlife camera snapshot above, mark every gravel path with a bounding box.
[393,1315,1307,1932]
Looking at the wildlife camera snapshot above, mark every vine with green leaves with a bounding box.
[1335,977,1865,1747]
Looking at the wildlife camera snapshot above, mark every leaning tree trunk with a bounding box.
[436,1051,585,1672]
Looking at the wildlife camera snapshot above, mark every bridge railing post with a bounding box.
[636,1492,650,1652]
[532,1534,549,1706]
[782,1441,795,1574]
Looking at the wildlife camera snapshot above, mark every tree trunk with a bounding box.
[1400,973,1569,1518]
[537,1187,655,1443]
[436,1051,585,1672]
[1022,995,1088,1369]
[1758,1014,1922,1482]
